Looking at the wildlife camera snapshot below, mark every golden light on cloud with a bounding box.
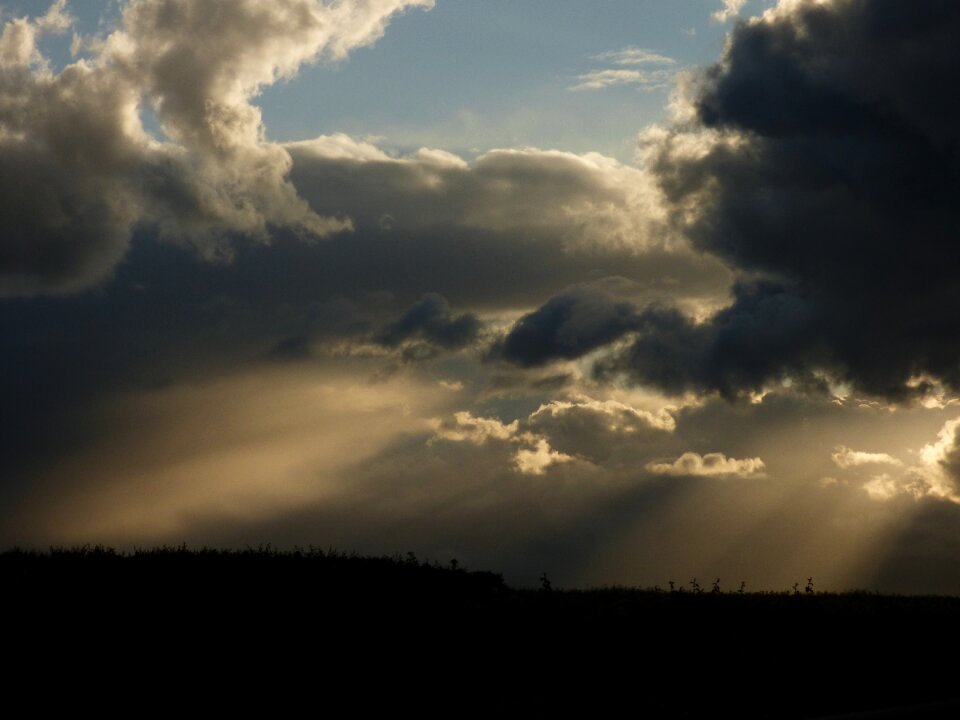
[513,438,573,476]
[429,411,518,445]
[831,446,903,470]
[646,452,766,478]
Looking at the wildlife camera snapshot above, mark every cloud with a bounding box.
[112,0,428,161]
[427,399,676,476]
[526,396,675,463]
[0,0,433,295]
[0,192,727,493]
[513,438,573,475]
[0,8,148,294]
[591,47,676,67]
[285,134,734,310]
[596,0,960,402]
[35,1,73,34]
[712,0,747,23]
[914,417,960,501]
[502,280,819,401]
[428,410,574,476]
[831,446,902,470]
[375,293,481,353]
[646,452,766,478]
[288,138,674,255]
[569,69,673,92]
[862,474,899,502]
[107,0,433,247]
[531,397,675,433]
[826,417,960,504]
[429,411,518,445]
[603,283,824,398]
[570,48,676,92]
[497,284,643,367]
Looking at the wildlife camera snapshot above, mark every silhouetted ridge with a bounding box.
[4,546,960,719]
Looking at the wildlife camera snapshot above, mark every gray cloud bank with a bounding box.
[0,0,719,305]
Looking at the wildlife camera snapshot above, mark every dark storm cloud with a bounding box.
[498,1,960,401]
[497,285,641,367]
[618,0,960,401]
[498,279,824,400]
[376,293,480,351]
[599,282,825,398]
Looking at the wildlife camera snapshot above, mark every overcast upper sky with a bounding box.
[4,0,960,593]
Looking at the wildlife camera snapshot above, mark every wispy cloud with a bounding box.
[571,46,676,92]
[569,68,673,92]
[590,47,676,67]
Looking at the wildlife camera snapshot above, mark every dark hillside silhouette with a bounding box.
[4,546,960,718]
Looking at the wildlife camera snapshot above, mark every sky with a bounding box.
[3,0,960,593]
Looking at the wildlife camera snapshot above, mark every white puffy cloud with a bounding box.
[0,0,433,294]
[646,452,766,478]
[110,0,432,152]
[104,0,434,248]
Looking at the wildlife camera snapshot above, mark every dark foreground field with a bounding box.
[5,547,960,718]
